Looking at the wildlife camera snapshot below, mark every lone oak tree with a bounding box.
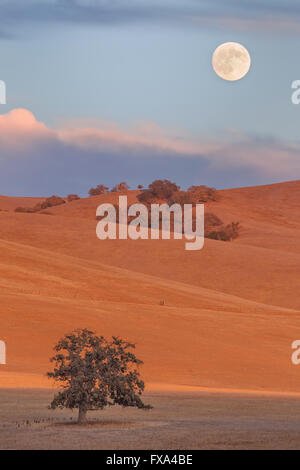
[47,329,151,424]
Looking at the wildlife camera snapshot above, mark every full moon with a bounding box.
[212,42,251,81]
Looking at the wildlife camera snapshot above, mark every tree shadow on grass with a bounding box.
[49,419,137,428]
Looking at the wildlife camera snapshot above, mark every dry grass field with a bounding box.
[1,180,300,448]
[1,388,300,450]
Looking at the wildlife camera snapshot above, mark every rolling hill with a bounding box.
[0,180,300,393]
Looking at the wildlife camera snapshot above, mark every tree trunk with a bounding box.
[78,406,88,424]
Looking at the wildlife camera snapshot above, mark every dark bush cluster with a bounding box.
[204,212,223,231]
[137,179,180,204]
[203,212,241,240]
[89,182,131,196]
[168,190,194,206]
[206,221,241,241]
[137,180,220,207]
[15,195,67,213]
[34,195,66,211]
[187,185,220,203]
[67,194,80,202]
[15,206,35,213]
[111,182,130,193]
[88,185,109,197]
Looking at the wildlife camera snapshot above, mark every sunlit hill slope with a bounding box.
[0,180,300,392]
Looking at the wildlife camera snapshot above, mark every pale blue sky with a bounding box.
[0,1,299,196]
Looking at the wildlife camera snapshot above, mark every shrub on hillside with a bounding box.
[184,212,223,237]
[137,179,180,204]
[188,185,220,203]
[67,194,80,202]
[15,195,66,214]
[168,190,194,206]
[34,195,65,211]
[137,190,158,205]
[89,185,109,197]
[148,179,180,199]
[111,182,130,192]
[204,212,223,231]
[206,221,241,241]
[15,206,35,213]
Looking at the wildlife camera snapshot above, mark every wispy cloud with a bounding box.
[1,0,300,34]
[0,108,299,196]
[1,108,300,180]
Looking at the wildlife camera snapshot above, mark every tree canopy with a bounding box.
[47,329,151,423]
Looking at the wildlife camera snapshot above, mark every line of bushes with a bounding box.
[15,194,78,214]
[13,179,241,241]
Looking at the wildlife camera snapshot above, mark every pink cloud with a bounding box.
[0,108,54,149]
[0,108,299,178]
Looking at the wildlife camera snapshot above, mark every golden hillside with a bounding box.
[0,181,300,392]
